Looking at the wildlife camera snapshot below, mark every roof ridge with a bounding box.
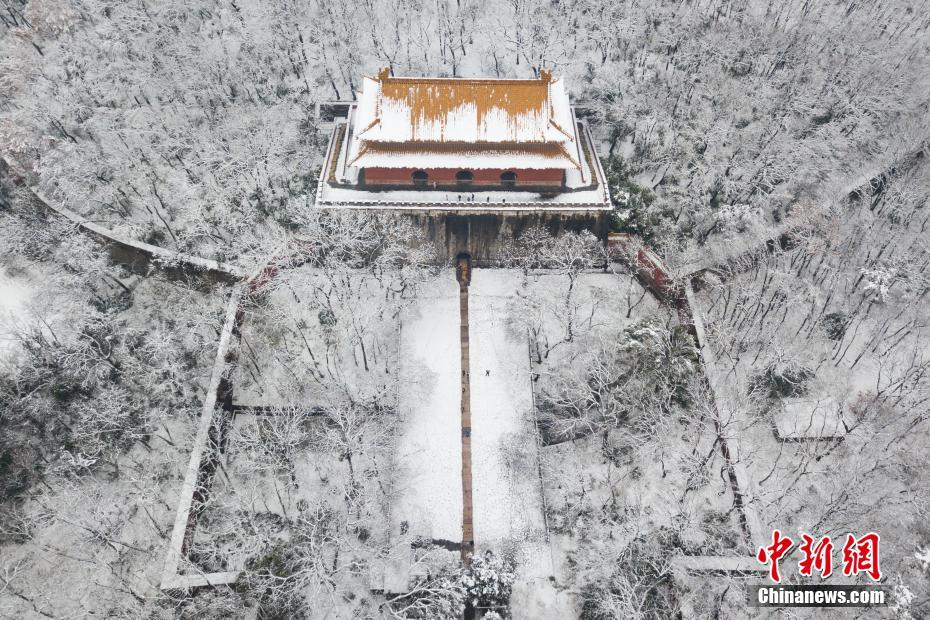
[555,143,582,171]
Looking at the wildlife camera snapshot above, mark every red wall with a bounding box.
[363,167,564,187]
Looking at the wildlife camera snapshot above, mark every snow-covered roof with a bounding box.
[349,142,580,170]
[317,115,613,211]
[346,69,582,172]
[355,69,575,144]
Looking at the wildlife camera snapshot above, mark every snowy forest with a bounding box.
[1,0,929,618]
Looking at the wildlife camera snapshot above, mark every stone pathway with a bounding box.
[457,257,475,563]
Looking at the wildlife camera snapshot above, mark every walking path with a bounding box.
[2,155,245,283]
[458,262,475,562]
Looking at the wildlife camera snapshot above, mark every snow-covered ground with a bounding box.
[392,269,549,546]
[468,270,546,543]
[0,268,31,359]
[394,273,463,542]
[469,270,571,618]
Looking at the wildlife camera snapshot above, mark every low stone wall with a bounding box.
[161,284,244,591]
[1,155,246,285]
[159,257,290,592]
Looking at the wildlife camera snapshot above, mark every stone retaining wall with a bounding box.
[1,155,246,285]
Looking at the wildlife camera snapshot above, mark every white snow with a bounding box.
[318,183,610,209]
[0,269,31,359]
[394,273,463,542]
[772,396,849,440]
[468,270,563,617]
[352,76,380,135]
[351,76,575,145]
[322,111,612,206]
[391,269,550,547]
[510,541,575,619]
[468,270,546,543]
[351,147,579,171]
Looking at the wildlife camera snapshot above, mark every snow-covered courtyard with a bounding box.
[469,270,545,544]
[395,273,463,542]
[394,269,549,546]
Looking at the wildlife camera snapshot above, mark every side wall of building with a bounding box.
[362,167,565,188]
[400,210,609,265]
